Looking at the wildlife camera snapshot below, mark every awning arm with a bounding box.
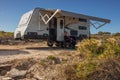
[90,21,107,29]
[39,9,59,24]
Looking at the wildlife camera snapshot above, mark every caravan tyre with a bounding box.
[55,43,59,47]
[55,42,60,47]
[47,41,53,47]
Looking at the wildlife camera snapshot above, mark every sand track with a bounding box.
[0,43,76,63]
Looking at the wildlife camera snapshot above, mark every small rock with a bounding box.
[6,68,26,79]
[2,77,12,80]
[0,64,11,76]
[0,76,12,80]
[34,75,44,80]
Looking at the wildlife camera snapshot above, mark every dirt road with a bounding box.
[0,42,76,63]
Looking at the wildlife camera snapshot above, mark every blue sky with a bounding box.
[0,0,120,34]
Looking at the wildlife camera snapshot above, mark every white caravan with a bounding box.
[14,8,111,47]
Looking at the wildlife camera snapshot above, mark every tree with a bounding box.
[113,32,120,36]
[98,31,111,35]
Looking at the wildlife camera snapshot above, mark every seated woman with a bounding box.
[64,31,70,42]
[64,31,76,48]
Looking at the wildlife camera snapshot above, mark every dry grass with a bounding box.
[0,31,13,39]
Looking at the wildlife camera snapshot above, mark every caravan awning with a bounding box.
[44,9,111,23]
[40,8,111,23]
[59,10,111,23]
[39,8,111,29]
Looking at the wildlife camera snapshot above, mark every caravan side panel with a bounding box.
[14,10,33,39]
[64,16,90,39]
[14,8,49,40]
[24,8,49,39]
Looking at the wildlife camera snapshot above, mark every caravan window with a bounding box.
[79,26,87,30]
[60,20,63,29]
[70,30,78,36]
[79,18,87,22]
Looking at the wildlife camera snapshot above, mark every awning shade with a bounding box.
[39,7,111,29]
[59,10,111,23]
[39,8,111,23]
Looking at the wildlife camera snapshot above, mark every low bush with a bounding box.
[75,38,120,79]
[0,31,13,39]
[47,55,57,60]
[77,38,120,59]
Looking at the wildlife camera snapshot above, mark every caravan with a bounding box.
[14,8,110,47]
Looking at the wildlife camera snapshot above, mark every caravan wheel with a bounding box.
[55,42,64,48]
[47,41,54,47]
[55,41,60,47]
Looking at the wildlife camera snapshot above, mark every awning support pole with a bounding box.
[90,21,107,29]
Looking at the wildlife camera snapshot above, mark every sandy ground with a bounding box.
[0,42,76,63]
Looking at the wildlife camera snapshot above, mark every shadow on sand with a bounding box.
[0,49,29,56]
[26,46,76,51]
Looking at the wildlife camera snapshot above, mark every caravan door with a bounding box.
[48,17,57,41]
[57,18,64,41]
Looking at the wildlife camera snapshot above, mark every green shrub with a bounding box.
[77,39,104,58]
[77,38,120,59]
[40,60,47,66]
[76,38,120,79]
[75,59,100,79]
[47,55,56,60]
[98,38,120,59]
